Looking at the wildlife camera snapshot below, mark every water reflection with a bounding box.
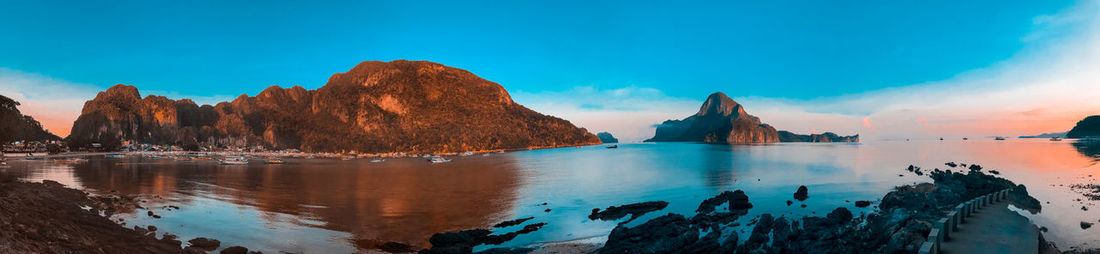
[3,139,1100,252]
[1073,141,1100,161]
[42,156,522,252]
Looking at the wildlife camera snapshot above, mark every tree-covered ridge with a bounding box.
[0,95,60,143]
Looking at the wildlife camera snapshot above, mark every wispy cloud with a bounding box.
[515,1,1100,141]
[511,86,700,142]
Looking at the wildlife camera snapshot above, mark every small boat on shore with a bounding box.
[219,156,248,165]
[428,156,451,163]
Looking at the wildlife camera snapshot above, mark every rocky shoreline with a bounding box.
[407,162,1092,254]
[0,178,257,254]
[1,162,1096,254]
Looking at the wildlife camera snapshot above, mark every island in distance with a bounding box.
[596,132,618,143]
[1066,115,1100,139]
[646,92,858,144]
[67,60,601,153]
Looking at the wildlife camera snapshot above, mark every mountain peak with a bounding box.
[102,84,141,100]
[696,92,744,117]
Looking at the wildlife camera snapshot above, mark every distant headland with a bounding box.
[645,92,858,144]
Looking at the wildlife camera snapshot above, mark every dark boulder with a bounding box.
[589,201,669,224]
[492,217,534,228]
[826,207,853,223]
[794,185,809,201]
[697,190,752,213]
[740,214,775,251]
[188,237,221,250]
[599,214,698,254]
[220,246,249,254]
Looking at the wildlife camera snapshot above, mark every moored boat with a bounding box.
[264,159,285,164]
[428,156,451,163]
[1050,137,1063,141]
[606,145,618,149]
[219,156,248,165]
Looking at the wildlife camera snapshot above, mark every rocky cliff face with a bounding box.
[645,92,856,144]
[67,60,601,152]
[1066,115,1100,139]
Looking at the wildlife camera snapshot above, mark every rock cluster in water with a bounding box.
[645,92,857,144]
[67,60,601,153]
[589,163,1042,254]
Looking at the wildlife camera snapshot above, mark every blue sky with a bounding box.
[0,0,1076,98]
[2,0,1098,140]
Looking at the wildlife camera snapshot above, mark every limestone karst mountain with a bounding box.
[646,92,857,144]
[67,60,601,152]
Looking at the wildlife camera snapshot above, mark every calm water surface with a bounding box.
[2,140,1099,253]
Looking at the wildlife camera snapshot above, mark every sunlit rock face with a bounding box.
[68,60,601,152]
[646,92,780,144]
[645,92,857,144]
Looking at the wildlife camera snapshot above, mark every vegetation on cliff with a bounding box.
[1067,115,1100,138]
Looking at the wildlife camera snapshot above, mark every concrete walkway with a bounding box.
[939,201,1038,254]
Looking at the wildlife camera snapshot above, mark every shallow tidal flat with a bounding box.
[2,139,1099,252]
